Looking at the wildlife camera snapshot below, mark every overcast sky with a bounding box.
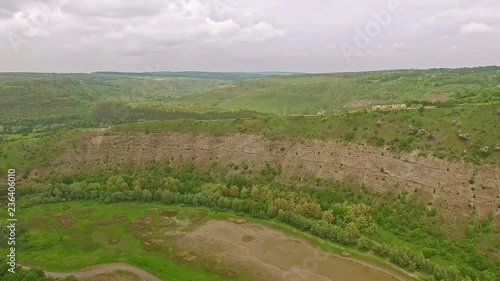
[1,0,499,73]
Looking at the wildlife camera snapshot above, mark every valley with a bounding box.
[1,68,499,281]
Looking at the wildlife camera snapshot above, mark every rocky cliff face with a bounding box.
[51,130,499,224]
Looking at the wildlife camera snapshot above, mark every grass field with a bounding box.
[11,202,250,281]
[5,201,417,281]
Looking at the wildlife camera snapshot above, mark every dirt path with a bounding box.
[20,263,164,281]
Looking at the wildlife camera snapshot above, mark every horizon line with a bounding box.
[0,65,499,75]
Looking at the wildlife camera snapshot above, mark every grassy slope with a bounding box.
[0,73,227,123]
[0,130,85,174]
[112,104,500,165]
[2,67,499,129]
[177,67,500,114]
[93,71,300,81]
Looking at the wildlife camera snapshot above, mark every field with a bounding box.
[2,202,413,281]
[10,202,248,281]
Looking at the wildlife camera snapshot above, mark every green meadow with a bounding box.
[9,202,249,281]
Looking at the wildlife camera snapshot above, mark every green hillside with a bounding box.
[112,104,500,165]
[94,71,302,81]
[0,73,231,133]
[177,67,500,114]
[2,67,499,134]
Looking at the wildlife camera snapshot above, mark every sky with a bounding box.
[0,0,499,73]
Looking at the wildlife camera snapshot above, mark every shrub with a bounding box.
[344,131,356,142]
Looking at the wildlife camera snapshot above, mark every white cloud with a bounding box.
[204,18,240,36]
[0,0,499,72]
[44,0,286,54]
[238,22,286,42]
[416,3,500,33]
[62,0,166,18]
[391,42,405,48]
[458,22,495,35]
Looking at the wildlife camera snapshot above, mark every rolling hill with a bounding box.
[177,66,500,114]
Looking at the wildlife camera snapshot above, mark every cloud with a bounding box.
[0,0,499,72]
[458,22,495,35]
[238,22,286,42]
[419,5,500,27]
[0,0,286,56]
[62,0,167,18]
[391,42,405,48]
[0,0,38,17]
[93,0,284,44]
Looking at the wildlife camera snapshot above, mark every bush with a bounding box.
[344,131,356,142]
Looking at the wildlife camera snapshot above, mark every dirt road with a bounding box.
[20,263,164,281]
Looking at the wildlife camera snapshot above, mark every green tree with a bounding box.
[106,175,129,191]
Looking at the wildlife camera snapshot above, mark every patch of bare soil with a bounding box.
[179,220,409,281]
[113,214,128,223]
[133,216,152,225]
[54,212,73,229]
[345,99,378,108]
[161,210,179,217]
